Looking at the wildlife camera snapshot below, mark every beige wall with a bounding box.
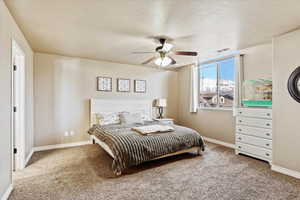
[273,30,300,172]
[177,43,273,144]
[241,43,273,81]
[34,53,178,146]
[0,1,34,198]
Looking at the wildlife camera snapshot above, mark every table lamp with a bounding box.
[155,98,167,119]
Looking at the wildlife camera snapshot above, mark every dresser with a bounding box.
[235,108,272,163]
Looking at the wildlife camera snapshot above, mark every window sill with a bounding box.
[198,107,233,111]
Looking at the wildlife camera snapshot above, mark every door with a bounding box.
[12,40,26,171]
[12,57,17,171]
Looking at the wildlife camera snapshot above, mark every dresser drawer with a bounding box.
[236,116,272,129]
[236,142,272,160]
[236,134,272,149]
[237,108,272,119]
[236,125,272,139]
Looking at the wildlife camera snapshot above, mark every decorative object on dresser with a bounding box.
[134,79,146,93]
[235,108,272,163]
[287,66,300,103]
[242,79,272,107]
[154,118,174,125]
[117,78,130,92]
[154,98,167,119]
[97,76,112,92]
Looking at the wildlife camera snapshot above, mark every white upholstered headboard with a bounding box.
[90,99,153,127]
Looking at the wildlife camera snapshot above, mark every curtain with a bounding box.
[189,64,198,113]
[233,54,244,116]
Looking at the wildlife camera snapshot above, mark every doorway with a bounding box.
[11,40,26,171]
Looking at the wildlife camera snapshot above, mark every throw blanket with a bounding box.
[88,121,205,175]
[132,124,174,135]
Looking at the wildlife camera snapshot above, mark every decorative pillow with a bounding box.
[141,113,152,121]
[95,112,120,126]
[130,110,152,121]
[119,112,144,124]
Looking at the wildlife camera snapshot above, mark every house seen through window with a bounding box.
[198,57,235,108]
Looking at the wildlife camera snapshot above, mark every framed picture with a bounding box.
[97,76,112,92]
[134,80,146,93]
[117,78,130,92]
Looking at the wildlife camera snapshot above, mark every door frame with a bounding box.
[11,39,26,171]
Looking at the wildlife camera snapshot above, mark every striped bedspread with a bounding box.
[88,121,205,175]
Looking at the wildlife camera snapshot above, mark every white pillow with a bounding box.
[95,112,120,126]
[130,110,152,121]
[119,112,144,124]
[141,113,152,121]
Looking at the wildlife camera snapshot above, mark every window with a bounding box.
[198,57,235,109]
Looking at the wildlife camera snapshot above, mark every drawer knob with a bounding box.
[239,120,242,123]
[266,133,270,136]
[266,123,270,126]
[238,137,242,140]
[266,143,270,146]
[239,111,242,114]
[265,153,270,156]
[267,113,270,116]
[238,129,242,132]
[238,146,242,149]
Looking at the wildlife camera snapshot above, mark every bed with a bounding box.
[88,99,205,175]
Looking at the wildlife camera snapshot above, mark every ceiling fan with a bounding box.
[132,38,198,67]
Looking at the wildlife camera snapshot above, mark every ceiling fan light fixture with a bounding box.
[162,43,173,52]
[154,56,172,67]
[138,37,197,66]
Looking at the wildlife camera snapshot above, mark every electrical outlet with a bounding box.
[64,131,69,137]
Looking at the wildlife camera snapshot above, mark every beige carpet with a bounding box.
[10,142,300,200]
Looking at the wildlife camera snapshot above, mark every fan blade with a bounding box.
[142,56,157,65]
[169,56,176,65]
[132,51,155,54]
[174,51,198,56]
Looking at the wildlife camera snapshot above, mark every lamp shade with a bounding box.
[154,57,172,67]
[155,98,167,107]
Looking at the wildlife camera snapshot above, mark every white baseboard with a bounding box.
[202,136,235,149]
[25,149,34,166]
[1,184,13,200]
[33,141,92,152]
[271,164,300,179]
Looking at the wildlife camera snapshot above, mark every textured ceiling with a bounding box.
[4,0,300,68]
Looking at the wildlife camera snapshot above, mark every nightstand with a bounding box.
[154,118,174,125]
